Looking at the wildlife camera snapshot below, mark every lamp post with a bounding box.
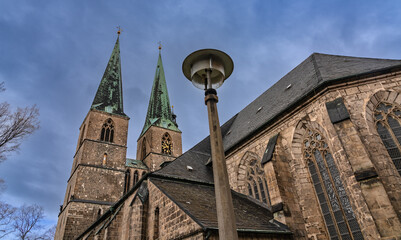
[183,49,238,240]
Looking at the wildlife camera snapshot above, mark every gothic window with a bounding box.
[161,133,172,155]
[100,119,114,142]
[124,170,130,194]
[374,102,401,176]
[133,171,139,185]
[303,127,363,240]
[154,207,160,240]
[141,138,147,160]
[246,158,271,206]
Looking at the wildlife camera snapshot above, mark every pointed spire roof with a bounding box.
[91,36,126,116]
[140,51,180,137]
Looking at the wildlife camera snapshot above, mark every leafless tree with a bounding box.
[13,204,44,240]
[0,82,39,162]
[0,201,16,239]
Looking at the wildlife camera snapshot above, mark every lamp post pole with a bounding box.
[205,88,238,240]
[183,50,238,240]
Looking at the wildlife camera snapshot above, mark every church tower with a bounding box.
[137,47,182,171]
[55,34,129,239]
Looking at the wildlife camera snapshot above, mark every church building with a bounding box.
[55,34,401,239]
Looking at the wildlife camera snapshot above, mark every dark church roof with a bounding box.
[150,178,291,234]
[155,53,401,183]
[222,53,401,151]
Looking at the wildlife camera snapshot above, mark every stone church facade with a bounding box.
[55,35,401,240]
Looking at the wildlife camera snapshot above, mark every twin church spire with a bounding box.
[91,34,180,136]
[140,50,181,137]
[91,36,125,116]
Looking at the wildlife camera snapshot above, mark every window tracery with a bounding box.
[100,119,114,142]
[374,102,401,176]
[161,133,172,155]
[246,158,271,206]
[303,127,363,239]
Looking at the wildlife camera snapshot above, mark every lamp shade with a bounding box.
[182,49,234,90]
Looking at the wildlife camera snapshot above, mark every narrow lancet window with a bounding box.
[133,171,139,185]
[79,125,86,145]
[154,207,160,239]
[103,153,107,166]
[374,102,401,175]
[141,138,147,160]
[303,126,363,239]
[161,133,172,155]
[100,119,114,142]
[124,170,130,194]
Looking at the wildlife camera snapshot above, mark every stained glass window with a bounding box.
[375,102,401,175]
[303,127,363,239]
[246,158,271,206]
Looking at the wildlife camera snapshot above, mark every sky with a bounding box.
[1,0,401,232]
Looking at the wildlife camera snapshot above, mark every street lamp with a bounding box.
[183,49,238,240]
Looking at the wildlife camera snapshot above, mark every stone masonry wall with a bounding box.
[55,202,110,240]
[147,180,203,240]
[73,166,124,202]
[225,71,401,239]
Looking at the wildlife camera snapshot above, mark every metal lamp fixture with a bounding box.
[182,49,238,240]
[182,49,234,90]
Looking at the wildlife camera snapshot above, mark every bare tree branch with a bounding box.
[0,201,16,239]
[0,103,39,162]
[13,205,44,240]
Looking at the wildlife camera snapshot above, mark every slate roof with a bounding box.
[154,114,237,183]
[222,53,401,151]
[151,178,291,234]
[155,53,401,183]
[91,36,126,116]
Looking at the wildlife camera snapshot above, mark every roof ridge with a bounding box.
[311,54,323,83]
[311,52,401,61]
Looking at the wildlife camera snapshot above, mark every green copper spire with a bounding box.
[91,36,125,116]
[140,51,180,137]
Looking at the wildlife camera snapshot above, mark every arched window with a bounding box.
[374,102,401,176]
[141,138,147,160]
[100,119,114,142]
[246,158,271,206]
[154,207,159,239]
[124,170,130,194]
[133,171,139,185]
[161,133,172,155]
[102,153,107,166]
[303,127,363,239]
